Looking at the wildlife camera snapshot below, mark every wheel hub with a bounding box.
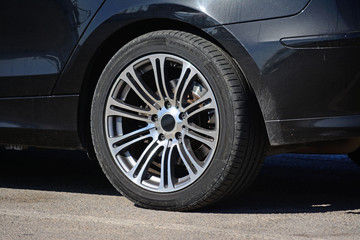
[161,114,175,132]
[155,106,183,140]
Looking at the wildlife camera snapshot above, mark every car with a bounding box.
[1,0,360,211]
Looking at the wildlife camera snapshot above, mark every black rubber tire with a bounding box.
[91,30,266,211]
[348,148,360,166]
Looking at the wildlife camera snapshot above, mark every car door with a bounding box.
[0,0,104,97]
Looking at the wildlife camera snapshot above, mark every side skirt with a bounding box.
[0,95,82,149]
[266,115,360,146]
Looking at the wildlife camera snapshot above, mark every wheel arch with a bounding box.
[64,18,265,153]
[75,19,234,152]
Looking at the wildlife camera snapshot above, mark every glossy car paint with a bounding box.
[0,0,359,149]
[0,95,80,148]
[52,0,310,94]
[0,0,104,97]
[0,0,104,147]
[205,0,360,144]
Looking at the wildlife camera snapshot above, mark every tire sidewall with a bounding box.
[91,31,238,209]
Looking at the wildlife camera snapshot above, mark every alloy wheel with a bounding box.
[104,53,219,192]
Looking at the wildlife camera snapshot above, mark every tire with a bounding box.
[91,30,266,211]
[348,148,360,166]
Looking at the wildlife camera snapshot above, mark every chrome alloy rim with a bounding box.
[104,53,219,193]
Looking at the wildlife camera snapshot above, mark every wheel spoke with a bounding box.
[119,69,159,111]
[149,56,166,105]
[185,100,216,119]
[159,140,175,190]
[106,107,152,123]
[126,138,158,179]
[108,124,155,146]
[183,129,216,149]
[128,67,162,107]
[133,142,163,185]
[111,133,154,155]
[157,56,173,102]
[173,63,197,106]
[176,141,202,179]
[107,97,155,115]
[185,123,217,140]
[183,91,212,113]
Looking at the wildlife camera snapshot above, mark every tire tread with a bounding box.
[92,30,266,211]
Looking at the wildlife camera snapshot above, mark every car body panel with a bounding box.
[215,0,360,144]
[52,0,310,94]
[0,0,104,97]
[0,0,359,149]
[0,95,81,148]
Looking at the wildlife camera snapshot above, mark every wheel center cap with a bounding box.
[161,114,176,132]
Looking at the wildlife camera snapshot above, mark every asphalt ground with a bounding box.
[0,148,359,239]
